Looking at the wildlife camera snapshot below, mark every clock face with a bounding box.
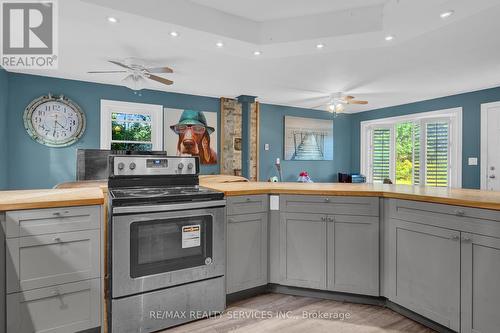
[24,95,86,147]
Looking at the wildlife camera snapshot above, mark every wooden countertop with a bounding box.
[0,188,105,211]
[199,181,500,211]
[54,179,500,211]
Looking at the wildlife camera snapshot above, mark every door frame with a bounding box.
[480,101,500,189]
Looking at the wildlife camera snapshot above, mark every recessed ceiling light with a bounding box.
[316,43,325,49]
[385,35,394,41]
[440,10,455,19]
[107,16,118,23]
[170,31,179,37]
[216,41,224,48]
[253,50,261,56]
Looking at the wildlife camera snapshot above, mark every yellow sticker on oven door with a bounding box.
[182,224,201,248]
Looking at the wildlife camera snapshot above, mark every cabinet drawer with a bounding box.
[389,199,500,237]
[6,229,100,293]
[6,205,100,238]
[280,195,379,216]
[7,279,101,333]
[227,195,268,215]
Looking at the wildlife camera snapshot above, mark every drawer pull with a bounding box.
[324,198,330,203]
[246,198,251,202]
[450,235,460,241]
[53,211,69,217]
[455,209,466,216]
[51,289,60,296]
[462,236,472,243]
[53,237,62,242]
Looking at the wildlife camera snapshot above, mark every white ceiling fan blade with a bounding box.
[109,60,134,70]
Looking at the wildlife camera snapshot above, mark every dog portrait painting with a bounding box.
[165,109,218,164]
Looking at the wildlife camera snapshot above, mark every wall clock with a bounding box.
[23,94,86,147]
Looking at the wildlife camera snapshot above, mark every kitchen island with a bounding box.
[51,180,500,333]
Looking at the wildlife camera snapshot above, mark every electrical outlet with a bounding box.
[265,144,270,151]
[468,157,478,166]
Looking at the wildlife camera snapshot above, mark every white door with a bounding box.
[481,102,500,190]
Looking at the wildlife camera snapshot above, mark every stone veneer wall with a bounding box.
[220,98,243,175]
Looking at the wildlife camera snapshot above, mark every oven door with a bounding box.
[111,201,225,298]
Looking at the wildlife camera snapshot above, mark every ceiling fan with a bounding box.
[88,59,173,91]
[314,93,368,115]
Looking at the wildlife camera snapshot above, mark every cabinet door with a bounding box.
[6,230,100,293]
[280,213,326,289]
[7,279,101,333]
[390,219,460,331]
[461,233,500,333]
[226,213,268,294]
[327,215,379,296]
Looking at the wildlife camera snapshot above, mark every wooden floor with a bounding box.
[163,293,435,333]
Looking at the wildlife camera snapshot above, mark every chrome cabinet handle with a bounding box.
[321,216,327,222]
[489,175,496,179]
[53,210,69,217]
[462,236,472,243]
[324,198,330,203]
[53,237,61,242]
[329,217,335,222]
[450,235,460,241]
[455,209,466,216]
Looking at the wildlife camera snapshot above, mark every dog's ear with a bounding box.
[201,133,211,163]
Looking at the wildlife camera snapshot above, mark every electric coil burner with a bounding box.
[107,154,226,333]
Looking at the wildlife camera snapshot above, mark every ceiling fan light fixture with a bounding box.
[123,74,146,91]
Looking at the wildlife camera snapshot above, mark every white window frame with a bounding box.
[360,107,462,188]
[100,99,163,150]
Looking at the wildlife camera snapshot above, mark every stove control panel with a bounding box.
[111,156,198,176]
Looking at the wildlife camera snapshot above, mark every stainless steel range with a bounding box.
[107,155,226,333]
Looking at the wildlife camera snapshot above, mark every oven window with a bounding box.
[130,215,213,278]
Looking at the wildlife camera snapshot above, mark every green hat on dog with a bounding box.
[170,110,215,134]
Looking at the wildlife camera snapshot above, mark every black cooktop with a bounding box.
[109,185,224,206]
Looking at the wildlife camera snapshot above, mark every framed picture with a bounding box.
[284,116,333,161]
[164,108,218,164]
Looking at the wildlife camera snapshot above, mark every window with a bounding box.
[360,108,462,188]
[100,100,163,151]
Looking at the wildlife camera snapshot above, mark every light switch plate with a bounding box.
[265,144,270,151]
[468,157,478,166]
[270,195,279,210]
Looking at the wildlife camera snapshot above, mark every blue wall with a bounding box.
[5,72,350,189]
[351,86,500,189]
[6,72,221,189]
[259,103,352,182]
[0,69,8,189]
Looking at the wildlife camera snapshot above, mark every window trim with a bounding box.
[100,99,164,150]
[360,107,462,188]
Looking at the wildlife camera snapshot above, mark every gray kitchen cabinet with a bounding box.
[461,233,500,333]
[6,229,100,293]
[327,215,379,296]
[389,219,460,331]
[280,195,379,216]
[7,279,101,333]
[226,213,268,294]
[227,195,268,216]
[279,213,327,289]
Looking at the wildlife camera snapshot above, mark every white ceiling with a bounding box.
[9,0,500,113]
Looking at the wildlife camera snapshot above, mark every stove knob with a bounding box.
[187,163,194,170]
[177,162,184,170]
[117,162,125,170]
[129,162,136,170]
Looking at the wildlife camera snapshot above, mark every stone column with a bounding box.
[237,95,257,179]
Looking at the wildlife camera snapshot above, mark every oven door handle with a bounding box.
[113,200,226,214]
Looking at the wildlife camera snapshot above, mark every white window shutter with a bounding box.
[425,121,450,187]
[371,128,392,183]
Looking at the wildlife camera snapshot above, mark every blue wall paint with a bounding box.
[351,86,500,189]
[259,103,352,182]
[0,69,8,189]
[7,72,221,189]
[5,73,350,189]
